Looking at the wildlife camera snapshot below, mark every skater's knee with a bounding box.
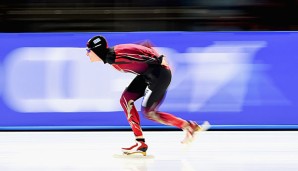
[120,91,140,106]
[120,91,131,105]
[146,111,157,119]
[141,107,157,119]
[120,94,134,109]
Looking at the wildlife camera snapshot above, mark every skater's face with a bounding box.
[86,49,102,62]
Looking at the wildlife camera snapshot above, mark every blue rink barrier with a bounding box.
[0,32,298,130]
[1,125,298,131]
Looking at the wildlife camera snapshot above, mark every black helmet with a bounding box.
[86,35,109,61]
[87,35,108,50]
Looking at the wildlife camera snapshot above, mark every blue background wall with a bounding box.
[0,32,297,130]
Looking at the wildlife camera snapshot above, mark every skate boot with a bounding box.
[122,139,148,156]
[181,121,210,144]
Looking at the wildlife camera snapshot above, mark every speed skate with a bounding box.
[121,140,148,156]
[123,151,147,156]
[181,121,210,144]
[113,142,152,158]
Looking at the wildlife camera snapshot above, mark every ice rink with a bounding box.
[0,131,297,171]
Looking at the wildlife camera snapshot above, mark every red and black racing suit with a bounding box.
[105,43,185,137]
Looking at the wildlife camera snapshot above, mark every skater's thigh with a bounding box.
[142,68,171,108]
[142,87,167,109]
[125,75,148,98]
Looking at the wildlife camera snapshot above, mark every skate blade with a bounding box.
[181,121,211,144]
[113,153,154,159]
[197,121,211,132]
[123,151,147,156]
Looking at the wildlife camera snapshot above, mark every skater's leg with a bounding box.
[141,67,205,143]
[120,76,149,155]
[141,67,188,129]
[120,90,143,137]
[141,92,204,144]
[120,75,147,138]
[141,90,188,129]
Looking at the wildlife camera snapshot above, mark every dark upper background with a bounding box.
[0,0,297,32]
